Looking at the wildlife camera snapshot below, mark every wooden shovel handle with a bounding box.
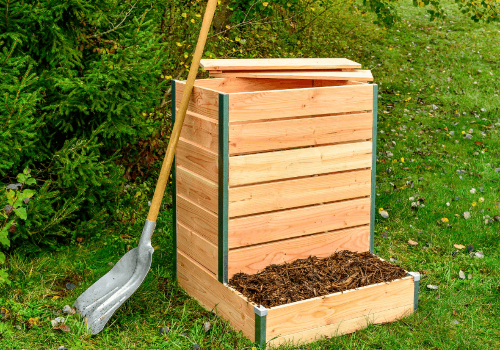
[147,0,218,222]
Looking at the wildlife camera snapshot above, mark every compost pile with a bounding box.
[229,250,407,308]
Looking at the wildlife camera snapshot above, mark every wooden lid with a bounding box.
[208,70,373,82]
[200,58,362,71]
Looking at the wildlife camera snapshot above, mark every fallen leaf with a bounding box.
[463,211,471,219]
[475,251,484,259]
[441,217,449,223]
[408,239,418,246]
[58,324,70,333]
[459,270,465,279]
[204,321,211,333]
[76,237,84,243]
[454,244,465,249]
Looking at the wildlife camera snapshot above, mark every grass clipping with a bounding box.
[229,251,408,308]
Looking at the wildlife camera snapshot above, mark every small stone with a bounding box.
[65,283,75,290]
[5,183,21,190]
[15,325,21,330]
[467,244,474,252]
[451,320,459,325]
[380,210,389,219]
[446,202,450,206]
[449,131,455,135]
[204,321,211,333]
[380,231,389,238]
[495,168,500,172]
[494,215,500,222]
[427,284,438,290]
[158,326,169,335]
[192,345,201,350]
[390,257,397,263]
[459,270,465,279]
[465,134,472,139]
[62,305,72,314]
[470,188,476,194]
[107,262,114,267]
[468,274,472,280]
[463,212,471,220]
[51,317,65,327]
[475,251,484,259]
[3,205,13,215]
[409,197,415,201]
[58,346,67,350]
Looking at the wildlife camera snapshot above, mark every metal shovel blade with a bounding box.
[74,220,155,334]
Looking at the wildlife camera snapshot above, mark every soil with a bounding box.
[229,250,407,308]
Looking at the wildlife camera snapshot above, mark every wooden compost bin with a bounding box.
[171,58,420,347]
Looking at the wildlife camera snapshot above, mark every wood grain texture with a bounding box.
[228,141,372,186]
[200,58,362,71]
[228,112,373,155]
[175,81,220,120]
[228,197,370,248]
[177,166,218,214]
[177,250,256,341]
[177,195,218,245]
[268,304,413,346]
[227,225,370,277]
[211,70,373,81]
[179,111,219,153]
[266,277,414,339]
[228,84,373,122]
[177,222,217,274]
[176,139,218,183]
[228,169,371,217]
[193,77,314,94]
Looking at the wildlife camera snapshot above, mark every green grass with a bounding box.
[2,1,500,349]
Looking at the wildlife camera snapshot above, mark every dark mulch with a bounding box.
[229,250,407,308]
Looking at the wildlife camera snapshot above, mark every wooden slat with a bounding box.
[228,141,372,186]
[177,166,218,214]
[175,81,220,120]
[228,84,373,122]
[268,304,413,346]
[228,112,373,155]
[211,70,373,81]
[179,111,219,153]
[177,195,218,245]
[266,277,414,339]
[228,226,370,277]
[177,222,217,274]
[200,58,362,71]
[228,197,370,248]
[193,77,313,94]
[176,139,218,183]
[177,250,255,341]
[228,169,371,217]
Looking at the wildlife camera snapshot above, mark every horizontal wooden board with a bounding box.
[179,111,219,153]
[228,197,370,248]
[227,226,370,277]
[228,141,372,186]
[176,195,218,246]
[177,166,218,214]
[228,169,371,217]
[177,250,255,341]
[268,304,413,346]
[266,277,414,339]
[228,112,373,155]
[176,139,218,183]
[177,222,217,274]
[211,70,373,81]
[228,84,373,122]
[193,77,314,94]
[175,81,220,120]
[200,58,361,71]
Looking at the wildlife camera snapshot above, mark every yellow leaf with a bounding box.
[478,197,484,203]
[195,14,201,17]
[441,218,449,223]
[419,2,424,7]
[401,157,405,163]
[235,37,240,42]
[262,2,269,6]
[191,19,195,23]
[181,13,187,18]
[378,208,384,214]
[472,202,477,207]
[52,296,60,300]
[176,42,183,47]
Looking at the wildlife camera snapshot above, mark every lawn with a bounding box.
[2,1,500,349]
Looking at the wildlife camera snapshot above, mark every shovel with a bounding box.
[74,0,218,334]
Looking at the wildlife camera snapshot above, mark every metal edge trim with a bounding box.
[370,84,378,253]
[408,272,420,311]
[171,80,177,280]
[254,305,267,347]
[218,93,229,284]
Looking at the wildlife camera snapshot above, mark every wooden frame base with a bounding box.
[177,250,420,348]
